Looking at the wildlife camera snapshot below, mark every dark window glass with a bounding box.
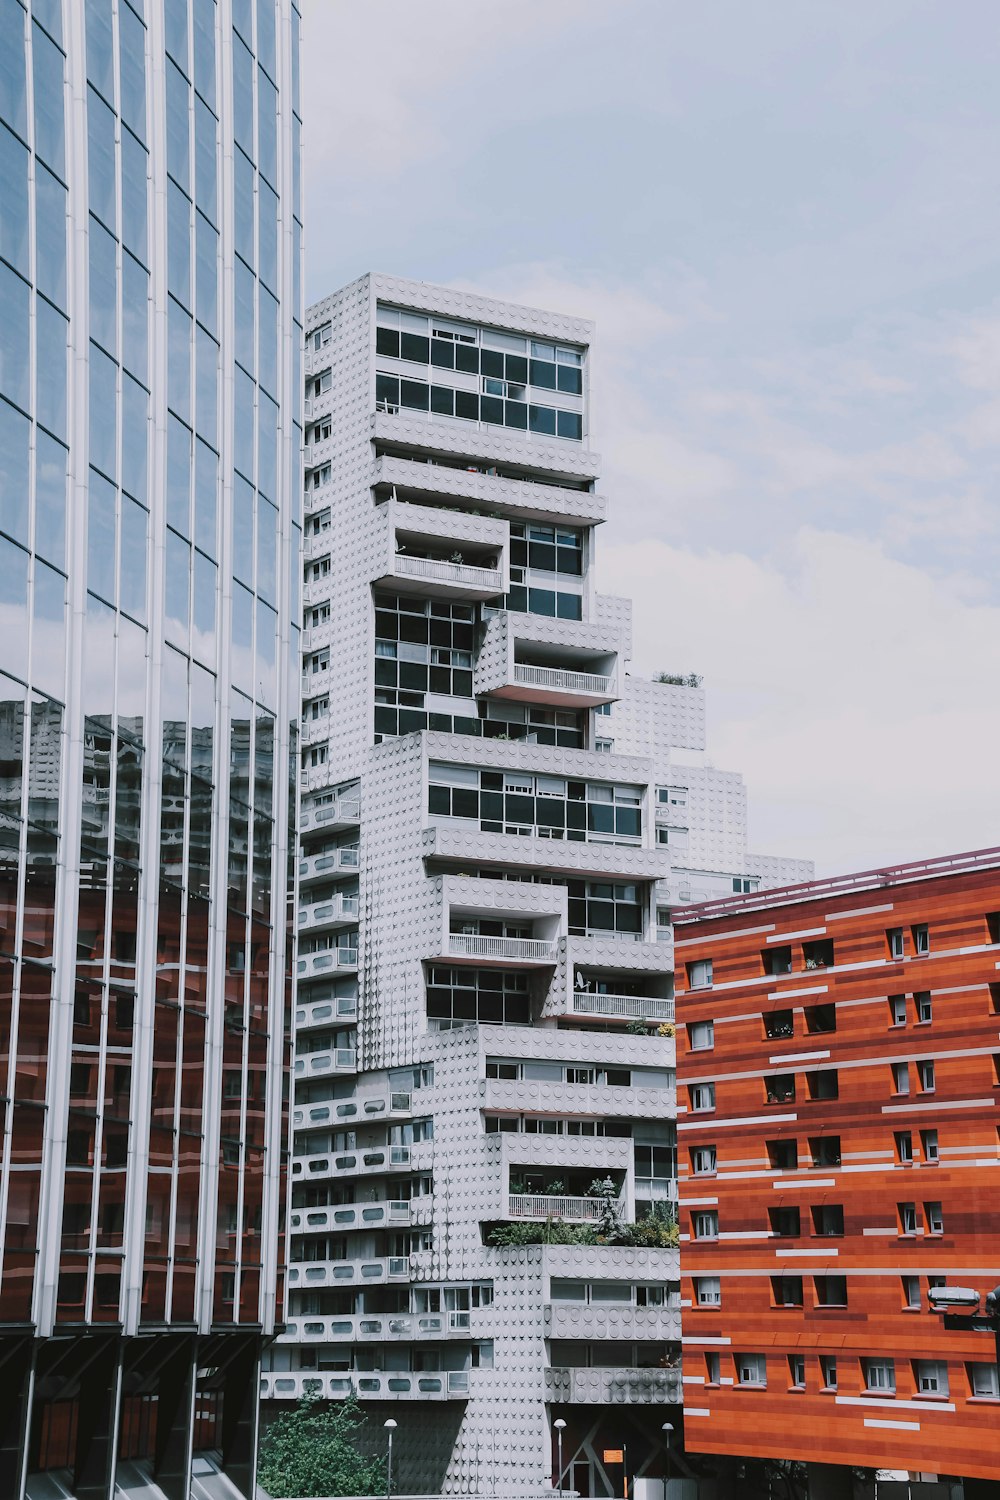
[430,338,454,369]
[455,390,478,422]
[400,332,429,364]
[455,343,479,374]
[430,385,454,416]
[400,379,428,412]
[480,394,503,425]
[376,326,399,357]
[557,365,583,395]
[0,123,28,275]
[504,399,527,429]
[529,359,557,390]
[557,410,582,441]
[529,405,556,436]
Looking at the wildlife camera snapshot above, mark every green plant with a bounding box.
[657,1021,676,1038]
[487,1219,597,1247]
[653,672,702,688]
[619,1201,680,1248]
[257,1394,384,1499]
[625,1019,652,1036]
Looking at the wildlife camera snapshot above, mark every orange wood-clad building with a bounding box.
[673,848,1000,1485]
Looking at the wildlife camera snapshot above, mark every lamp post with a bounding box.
[554,1418,567,1500]
[383,1418,397,1500]
[661,1423,674,1500]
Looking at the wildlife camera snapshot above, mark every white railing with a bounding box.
[448,934,558,962]
[508,1193,623,1223]
[287,1255,410,1289]
[295,995,358,1030]
[571,993,675,1022]
[282,1310,455,1342]
[299,846,359,880]
[289,1201,411,1236]
[293,1047,357,1078]
[297,949,358,978]
[291,1144,411,1180]
[394,553,501,590]
[300,798,361,833]
[298,895,360,930]
[513,664,614,695]
[261,1370,469,1401]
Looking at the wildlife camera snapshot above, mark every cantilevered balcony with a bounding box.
[508,1192,625,1223]
[447,933,558,963]
[295,994,358,1031]
[372,454,608,529]
[261,1369,472,1402]
[291,1143,415,1182]
[475,610,620,709]
[299,789,361,835]
[293,1047,357,1080]
[543,1366,681,1405]
[281,1309,468,1344]
[297,947,358,980]
[298,894,359,935]
[289,1201,412,1236]
[286,1256,411,1291]
[372,498,508,600]
[299,845,359,883]
[569,991,675,1024]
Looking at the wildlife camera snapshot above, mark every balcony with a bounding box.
[281,1309,471,1343]
[390,551,504,599]
[372,454,608,528]
[287,1255,411,1290]
[543,1366,681,1405]
[291,1144,413,1182]
[515,662,614,698]
[545,1303,682,1343]
[447,933,559,964]
[295,995,358,1031]
[297,949,359,980]
[299,846,360,883]
[298,895,360,934]
[570,993,674,1023]
[289,1201,411,1236]
[261,1369,471,1402]
[508,1193,625,1224]
[293,1047,357,1080]
[474,611,620,708]
[300,795,361,835]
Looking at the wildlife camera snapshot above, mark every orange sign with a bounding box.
[603,1450,625,1465]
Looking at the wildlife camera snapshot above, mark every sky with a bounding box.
[300,0,1000,876]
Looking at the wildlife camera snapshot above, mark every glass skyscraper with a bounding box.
[0,2,300,1496]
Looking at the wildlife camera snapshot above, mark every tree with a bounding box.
[257,1393,385,1499]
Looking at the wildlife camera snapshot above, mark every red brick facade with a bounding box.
[673,850,1000,1481]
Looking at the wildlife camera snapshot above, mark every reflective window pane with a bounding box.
[194,438,217,557]
[257,178,277,294]
[166,413,191,536]
[257,67,276,185]
[0,261,30,413]
[0,0,27,141]
[258,287,277,397]
[119,3,146,142]
[122,251,148,383]
[35,164,67,308]
[195,325,218,450]
[0,535,29,681]
[165,528,190,641]
[233,475,253,585]
[0,396,30,544]
[32,22,64,177]
[35,296,68,441]
[89,215,117,355]
[85,0,114,101]
[88,345,117,480]
[121,372,148,502]
[193,0,216,108]
[121,130,148,265]
[256,495,276,605]
[87,86,116,231]
[34,431,66,569]
[164,0,188,71]
[234,149,254,269]
[31,557,66,699]
[194,94,217,224]
[257,392,277,501]
[119,496,148,623]
[233,37,253,161]
[87,469,117,603]
[167,297,191,423]
[195,210,218,335]
[167,179,191,307]
[165,59,189,192]
[0,123,28,275]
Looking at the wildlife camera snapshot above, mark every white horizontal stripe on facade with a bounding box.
[684,1408,713,1418]
[767,1050,830,1065]
[767,985,829,1000]
[680,1336,731,1345]
[678,1112,796,1132]
[882,1098,995,1114]
[863,1419,921,1432]
[772,1176,835,1188]
[765,927,827,943]
[774,1247,839,1257]
[836,1393,955,1415]
[674,924,775,949]
[825,903,895,921]
[677,1197,719,1207]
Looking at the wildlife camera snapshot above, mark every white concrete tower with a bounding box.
[261,274,811,1495]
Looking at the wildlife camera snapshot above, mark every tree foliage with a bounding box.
[257,1394,385,1499]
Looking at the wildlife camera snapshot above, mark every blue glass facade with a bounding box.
[0,1,301,1494]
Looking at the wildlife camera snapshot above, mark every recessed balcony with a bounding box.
[390,550,504,599]
[299,792,361,835]
[570,992,675,1024]
[508,1192,624,1223]
[474,611,619,708]
[447,933,558,963]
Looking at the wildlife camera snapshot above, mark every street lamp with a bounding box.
[927,1284,1000,1393]
[383,1419,397,1500]
[554,1418,567,1500]
[661,1423,674,1500]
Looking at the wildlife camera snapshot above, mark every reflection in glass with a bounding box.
[89,216,117,354]
[257,68,277,186]
[0,123,29,276]
[167,179,191,308]
[121,128,148,266]
[195,325,218,450]
[116,612,148,722]
[122,252,149,381]
[166,413,191,536]
[0,537,29,682]
[194,438,217,557]
[35,297,68,441]
[87,469,116,603]
[257,178,278,295]
[89,347,117,481]
[118,2,146,141]
[30,558,65,701]
[165,59,190,193]
[257,392,277,501]
[34,164,67,308]
[121,374,148,503]
[119,496,148,623]
[165,529,191,643]
[0,260,30,413]
[256,495,276,604]
[195,211,218,334]
[233,476,253,585]
[194,96,217,224]
[87,86,117,231]
[235,369,254,481]
[32,22,65,177]
[234,149,254,269]
[0,396,30,545]
[192,549,217,657]
[167,297,192,423]
[233,36,253,160]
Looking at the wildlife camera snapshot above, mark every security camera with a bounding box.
[928,1286,981,1310]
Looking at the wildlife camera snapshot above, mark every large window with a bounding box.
[426,965,530,1028]
[480,699,586,749]
[427,763,643,843]
[505,521,583,619]
[567,880,643,937]
[374,591,479,741]
[375,306,585,442]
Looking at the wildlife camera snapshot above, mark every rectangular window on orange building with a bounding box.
[804,1003,836,1033]
[771,1275,803,1307]
[695,1277,721,1306]
[763,1008,794,1038]
[736,1354,767,1387]
[820,1355,837,1390]
[687,959,713,989]
[915,991,932,1023]
[768,1206,800,1238]
[688,1083,715,1113]
[917,1059,935,1093]
[891,1062,910,1096]
[924,1201,943,1235]
[901,1275,920,1309]
[888,995,907,1027]
[811,1203,844,1236]
[864,1358,895,1393]
[692,1210,718,1239]
[914,1360,949,1396]
[814,1275,847,1307]
[788,1355,806,1388]
[920,1129,939,1163]
[765,1074,795,1105]
[767,1138,798,1170]
[691,1146,716,1176]
[887,927,905,960]
[808,1135,840,1167]
[912,923,930,956]
[806,1069,838,1100]
[898,1201,917,1235]
[762,946,792,977]
[895,1130,914,1164]
[688,1020,714,1051]
[705,1352,720,1385]
[968,1362,1000,1398]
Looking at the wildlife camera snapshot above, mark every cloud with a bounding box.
[599,530,1000,875]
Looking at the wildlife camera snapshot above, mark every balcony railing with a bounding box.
[291,1144,411,1181]
[571,993,675,1022]
[297,949,358,978]
[289,1201,411,1236]
[287,1255,411,1289]
[260,1370,470,1402]
[513,664,614,695]
[293,1047,357,1078]
[299,846,359,881]
[448,934,558,962]
[508,1193,624,1223]
[394,553,501,590]
[298,895,360,931]
[295,995,358,1030]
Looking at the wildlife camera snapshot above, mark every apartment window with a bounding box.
[921,1129,939,1163]
[736,1354,767,1387]
[426,966,531,1029]
[687,959,713,990]
[902,1275,921,1310]
[688,1020,715,1051]
[804,1003,837,1034]
[806,1069,838,1100]
[763,1009,794,1039]
[898,1202,917,1235]
[691,1146,717,1176]
[814,1275,847,1307]
[803,938,834,970]
[788,1355,806,1389]
[895,1131,914,1165]
[428,762,642,843]
[912,923,930,957]
[917,1059,935,1093]
[864,1359,896,1394]
[766,1138,798,1171]
[705,1352,721,1386]
[809,1135,841,1167]
[924,1201,944,1235]
[733,876,758,893]
[914,1360,949,1396]
[765,1074,796,1105]
[689,1083,716,1113]
[887,927,905,960]
[692,1211,719,1240]
[567,880,644,939]
[695,1277,721,1307]
[889,994,907,1027]
[768,1206,800,1238]
[771,1275,803,1308]
[811,1204,844,1237]
[820,1356,838,1391]
[968,1362,1000,1398]
[762,945,792,977]
[891,1062,910,1096]
[915,991,932,1023]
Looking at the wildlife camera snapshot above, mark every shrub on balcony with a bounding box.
[487,1219,598,1247]
[653,672,703,688]
[616,1202,680,1249]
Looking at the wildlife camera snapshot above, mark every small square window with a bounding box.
[968,1362,1000,1398]
[691,1146,717,1176]
[692,1210,718,1240]
[689,1083,716,1113]
[694,1277,721,1306]
[736,1354,767,1387]
[914,1359,948,1396]
[688,1020,714,1051]
[864,1358,895,1393]
[687,959,713,990]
